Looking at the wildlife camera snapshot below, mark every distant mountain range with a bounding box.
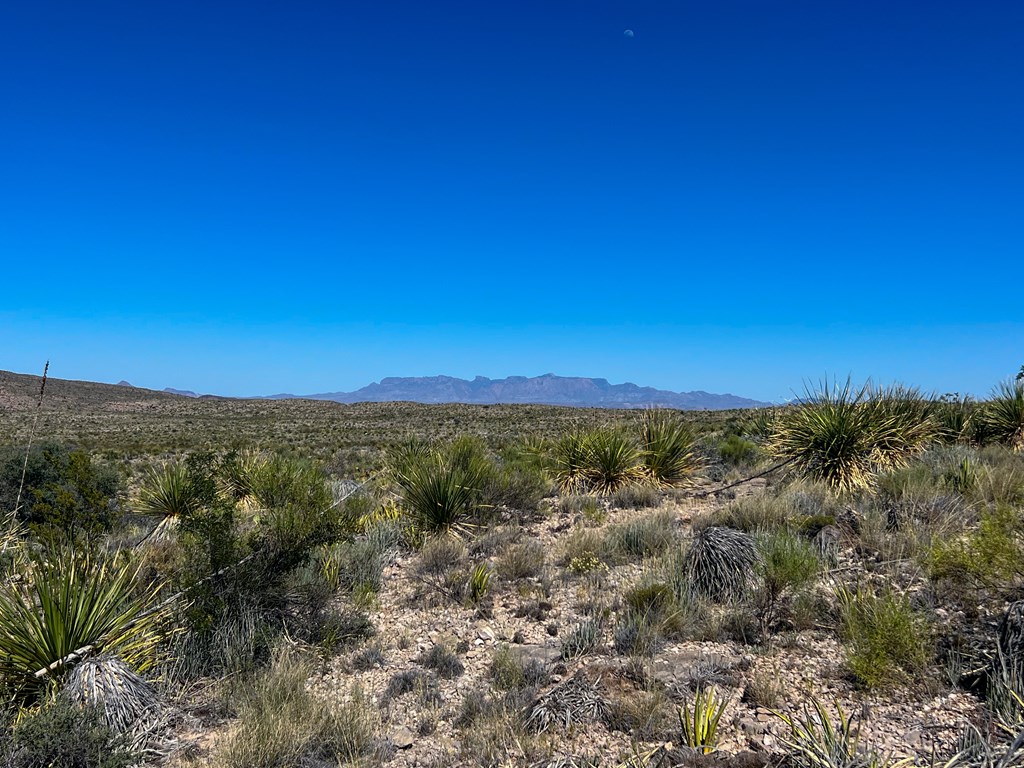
[256,374,768,410]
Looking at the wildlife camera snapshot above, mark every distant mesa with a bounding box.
[258,373,768,410]
[164,387,200,398]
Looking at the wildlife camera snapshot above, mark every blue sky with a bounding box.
[2,1,1021,401]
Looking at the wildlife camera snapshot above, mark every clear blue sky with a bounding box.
[1,1,1021,402]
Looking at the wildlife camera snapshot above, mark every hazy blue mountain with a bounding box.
[262,373,768,410]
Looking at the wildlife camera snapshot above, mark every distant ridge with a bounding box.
[261,373,768,410]
[164,387,200,398]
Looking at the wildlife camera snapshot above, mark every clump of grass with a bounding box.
[610,484,661,510]
[417,535,467,576]
[417,642,464,679]
[214,647,381,767]
[614,582,688,656]
[603,511,677,563]
[835,584,931,690]
[639,409,701,487]
[769,380,935,493]
[497,539,546,581]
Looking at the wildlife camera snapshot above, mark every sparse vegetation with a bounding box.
[2,369,1023,765]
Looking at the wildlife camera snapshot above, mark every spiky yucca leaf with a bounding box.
[0,547,168,695]
[679,685,727,754]
[986,381,1024,452]
[769,380,935,494]
[774,697,910,768]
[639,410,701,488]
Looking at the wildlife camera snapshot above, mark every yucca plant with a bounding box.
[136,462,202,533]
[770,380,935,494]
[585,429,643,494]
[550,431,594,495]
[467,563,491,604]
[639,410,701,488]
[985,381,1024,452]
[680,526,757,603]
[0,546,167,697]
[679,685,727,754]
[395,451,487,535]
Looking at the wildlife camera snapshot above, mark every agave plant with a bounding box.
[769,380,935,494]
[0,546,167,696]
[679,685,728,754]
[985,381,1024,452]
[639,410,701,488]
[774,697,909,768]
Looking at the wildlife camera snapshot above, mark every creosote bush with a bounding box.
[835,584,931,690]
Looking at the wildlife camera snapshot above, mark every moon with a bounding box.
[623,29,634,38]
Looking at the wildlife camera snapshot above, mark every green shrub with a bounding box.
[560,619,602,660]
[928,504,1024,589]
[10,701,136,768]
[614,582,688,656]
[755,531,819,634]
[718,435,760,467]
[702,495,791,534]
[0,441,122,542]
[835,584,931,689]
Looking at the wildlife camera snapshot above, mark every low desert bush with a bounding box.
[718,435,760,467]
[610,484,660,510]
[928,503,1024,591]
[835,584,931,689]
[755,531,820,634]
[8,701,137,768]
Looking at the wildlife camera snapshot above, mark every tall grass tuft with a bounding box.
[639,409,700,488]
[770,380,935,493]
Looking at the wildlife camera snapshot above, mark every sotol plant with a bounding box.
[985,380,1024,452]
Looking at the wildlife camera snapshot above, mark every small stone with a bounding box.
[393,726,416,750]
